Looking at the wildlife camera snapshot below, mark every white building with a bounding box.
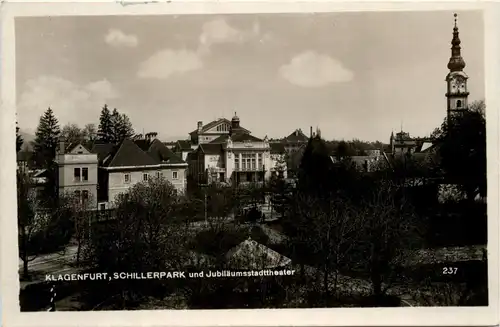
[188,114,287,186]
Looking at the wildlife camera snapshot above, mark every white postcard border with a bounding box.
[1,2,498,327]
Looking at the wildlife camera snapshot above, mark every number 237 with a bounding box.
[442,267,458,274]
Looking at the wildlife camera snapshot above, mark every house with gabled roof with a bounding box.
[172,139,196,161]
[189,113,251,145]
[188,115,287,186]
[91,135,188,209]
[282,128,309,153]
[55,137,99,208]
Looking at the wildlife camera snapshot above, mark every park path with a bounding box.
[19,245,79,289]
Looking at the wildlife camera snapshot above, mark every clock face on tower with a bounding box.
[450,75,466,94]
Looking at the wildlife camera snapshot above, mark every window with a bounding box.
[74,190,81,199]
[124,174,131,183]
[143,173,149,181]
[251,156,256,170]
[235,157,239,170]
[99,203,106,211]
[258,153,263,169]
[73,167,89,182]
[156,171,162,179]
[82,168,89,181]
[172,171,178,179]
[74,168,81,182]
[241,153,253,170]
[456,100,462,108]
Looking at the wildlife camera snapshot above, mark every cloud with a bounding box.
[138,18,261,80]
[137,49,203,79]
[17,76,119,130]
[198,18,263,55]
[105,29,138,47]
[198,18,244,54]
[280,51,354,87]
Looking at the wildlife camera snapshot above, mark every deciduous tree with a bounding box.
[353,179,422,301]
[82,123,98,142]
[61,123,85,146]
[85,178,191,307]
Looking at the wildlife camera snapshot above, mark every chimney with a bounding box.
[58,136,65,155]
[197,121,203,132]
[310,126,313,138]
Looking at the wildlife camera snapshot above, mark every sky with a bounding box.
[15,10,484,142]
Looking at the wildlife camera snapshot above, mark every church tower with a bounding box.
[445,13,469,120]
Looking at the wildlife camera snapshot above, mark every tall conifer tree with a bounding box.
[110,108,134,143]
[33,107,61,168]
[97,104,113,143]
[32,108,61,206]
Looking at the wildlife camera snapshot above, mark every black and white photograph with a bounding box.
[1,2,499,326]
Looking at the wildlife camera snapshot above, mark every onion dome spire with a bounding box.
[447,13,466,72]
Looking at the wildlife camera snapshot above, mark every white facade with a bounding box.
[198,136,287,185]
[105,165,187,206]
[56,143,99,207]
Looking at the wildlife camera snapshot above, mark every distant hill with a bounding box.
[161,136,189,142]
[19,130,35,151]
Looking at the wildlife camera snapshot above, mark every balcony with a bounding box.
[234,166,264,172]
[207,167,226,173]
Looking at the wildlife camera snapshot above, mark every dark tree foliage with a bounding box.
[434,100,486,200]
[16,122,24,152]
[97,105,113,143]
[268,174,292,219]
[336,140,357,159]
[110,108,135,144]
[297,135,335,197]
[32,107,60,168]
[17,170,74,280]
[97,105,135,144]
[32,108,61,207]
[83,178,191,308]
